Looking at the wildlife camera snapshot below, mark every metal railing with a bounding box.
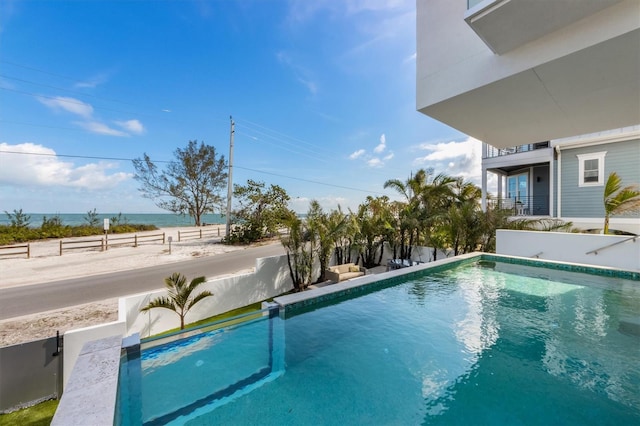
[483,141,549,159]
[586,236,637,255]
[487,196,550,216]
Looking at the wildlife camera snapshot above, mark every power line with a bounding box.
[0,149,387,195]
[0,149,167,163]
[0,73,137,107]
[0,59,84,83]
[0,87,151,117]
[234,165,383,195]
[0,119,89,132]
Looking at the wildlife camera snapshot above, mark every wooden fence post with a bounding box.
[27,243,30,259]
[134,235,138,248]
[59,240,63,256]
[199,229,202,239]
[163,232,166,244]
[177,231,181,242]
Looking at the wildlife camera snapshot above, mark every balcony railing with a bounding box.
[484,142,549,159]
[488,196,550,216]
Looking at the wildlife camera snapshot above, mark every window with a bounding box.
[577,152,606,187]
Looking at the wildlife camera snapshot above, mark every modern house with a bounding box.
[416,0,640,234]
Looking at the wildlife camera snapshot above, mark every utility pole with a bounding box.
[225,116,235,238]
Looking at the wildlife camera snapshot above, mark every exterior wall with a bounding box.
[531,165,550,215]
[0,336,61,413]
[417,0,640,147]
[559,139,640,219]
[123,254,293,338]
[496,230,640,271]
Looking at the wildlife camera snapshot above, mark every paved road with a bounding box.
[0,243,285,320]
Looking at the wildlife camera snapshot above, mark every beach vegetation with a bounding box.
[0,211,157,245]
[84,208,100,227]
[133,140,228,227]
[603,172,640,234]
[227,180,293,244]
[140,272,214,330]
[4,209,31,229]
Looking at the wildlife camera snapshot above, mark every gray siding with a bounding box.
[560,139,640,218]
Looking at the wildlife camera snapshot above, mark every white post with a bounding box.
[225,116,235,238]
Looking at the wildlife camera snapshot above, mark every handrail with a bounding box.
[586,236,637,255]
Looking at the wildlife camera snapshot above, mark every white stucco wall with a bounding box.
[123,254,293,337]
[496,230,639,271]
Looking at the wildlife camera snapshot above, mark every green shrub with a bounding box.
[0,221,158,245]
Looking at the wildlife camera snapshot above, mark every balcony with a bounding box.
[489,196,550,217]
[483,142,549,159]
[465,0,623,54]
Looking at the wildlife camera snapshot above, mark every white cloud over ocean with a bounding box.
[0,142,132,189]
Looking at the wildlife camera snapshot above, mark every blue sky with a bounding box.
[0,0,484,214]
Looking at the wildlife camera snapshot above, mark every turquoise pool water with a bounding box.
[119,260,640,425]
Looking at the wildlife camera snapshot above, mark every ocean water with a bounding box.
[0,213,225,228]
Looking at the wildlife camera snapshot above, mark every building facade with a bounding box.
[417,0,640,234]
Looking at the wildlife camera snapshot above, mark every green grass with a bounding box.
[0,399,59,426]
[144,301,268,340]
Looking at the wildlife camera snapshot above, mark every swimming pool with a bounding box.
[118,255,640,425]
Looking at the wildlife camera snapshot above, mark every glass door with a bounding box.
[507,173,528,214]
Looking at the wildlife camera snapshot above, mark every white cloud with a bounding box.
[413,137,482,183]
[0,143,132,189]
[75,121,128,137]
[404,52,417,63]
[367,158,383,168]
[115,119,145,135]
[374,133,386,153]
[37,95,144,137]
[74,72,109,89]
[349,149,366,159]
[383,152,394,161]
[288,0,408,22]
[38,96,94,118]
[277,51,318,96]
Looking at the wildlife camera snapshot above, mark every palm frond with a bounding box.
[141,296,176,313]
[187,290,213,311]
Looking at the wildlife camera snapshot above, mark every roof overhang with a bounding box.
[465,0,623,54]
[418,29,640,150]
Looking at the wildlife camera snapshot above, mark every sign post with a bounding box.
[103,219,110,250]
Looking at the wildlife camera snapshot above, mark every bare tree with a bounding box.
[133,140,227,226]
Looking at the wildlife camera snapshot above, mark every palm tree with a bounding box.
[140,273,213,330]
[281,212,314,291]
[603,172,640,234]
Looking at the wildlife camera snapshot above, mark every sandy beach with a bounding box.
[0,225,251,346]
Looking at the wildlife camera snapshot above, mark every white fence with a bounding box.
[496,230,640,271]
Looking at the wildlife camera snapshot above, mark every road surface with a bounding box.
[0,243,285,320]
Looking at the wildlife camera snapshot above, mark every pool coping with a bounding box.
[273,252,639,313]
